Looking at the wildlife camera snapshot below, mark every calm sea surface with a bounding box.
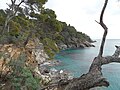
[55,39,120,90]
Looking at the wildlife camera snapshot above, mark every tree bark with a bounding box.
[97,0,108,57]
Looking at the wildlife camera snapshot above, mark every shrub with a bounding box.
[0,53,41,90]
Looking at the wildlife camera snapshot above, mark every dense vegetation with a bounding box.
[0,1,92,58]
[0,0,93,89]
[59,22,93,48]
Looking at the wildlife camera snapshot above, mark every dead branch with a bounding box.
[97,0,108,57]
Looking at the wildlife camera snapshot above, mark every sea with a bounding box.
[54,39,120,90]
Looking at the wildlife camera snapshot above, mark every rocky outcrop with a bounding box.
[58,40,95,50]
[57,22,95,50]
[57,43,68,50]
[0,36,94,90]
[33,44,49,64]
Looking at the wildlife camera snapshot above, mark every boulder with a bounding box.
[58,43,67,50]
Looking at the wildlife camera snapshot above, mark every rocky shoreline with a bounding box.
[39,41,95,89]
[58,40,95,50]
[37,59,73,90]
[39,60,73,82]
[0,38,95,90]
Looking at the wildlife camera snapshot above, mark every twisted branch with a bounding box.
[96,0,108,57]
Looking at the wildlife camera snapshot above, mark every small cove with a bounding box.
[54,39,120,90]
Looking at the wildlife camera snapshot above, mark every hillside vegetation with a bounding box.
[0,8,93,58]
[0,0,94,89]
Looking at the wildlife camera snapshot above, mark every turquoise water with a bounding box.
[55,39,120,90]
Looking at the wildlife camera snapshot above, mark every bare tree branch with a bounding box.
[98,0,108,57]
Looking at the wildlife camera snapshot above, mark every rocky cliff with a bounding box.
[0,38,72,89]
[57,22,95,50]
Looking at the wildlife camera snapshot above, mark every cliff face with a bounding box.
[0,38,72,89]
[0,38,50,89]
[57,23,94,50]
[0,38,48,72]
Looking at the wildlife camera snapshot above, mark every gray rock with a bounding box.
[39,66,50,74]
[79,43,86,48]
[58,43,67,50]
[83,41,95,47]
[34,43,49,64]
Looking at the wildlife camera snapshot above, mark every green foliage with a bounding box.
[60,22,93,45]
[44,46,55,59]
[0,9,6,16]
[42,38,59,59]
[0,15,5,26]
[9,20,21,36]
[0,9,6,26]
[54,33,64,43]
[42,9,57,19]
[26,0,48,13]
[0,0,92,57]
[38,13,49,22]
[10,68,40,90]
[67,26,77,37]
[15,16,34,29]
[76,32,92,42]
[7,53,41,90]
[27,0,48,5]
[43,38,59,53]
[40,9,63,32]
[51,19,63,32]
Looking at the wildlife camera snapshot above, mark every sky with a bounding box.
[0,0,120,39]
[45,0,120,39]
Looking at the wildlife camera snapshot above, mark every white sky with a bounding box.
[0,0,120,39]
[45,0,120,39]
